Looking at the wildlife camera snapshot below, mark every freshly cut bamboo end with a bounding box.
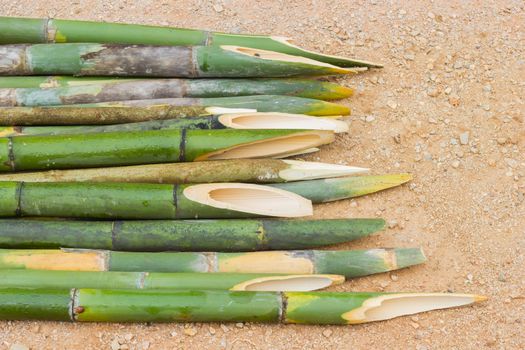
[270,36,384,68]
[218,113,349,133]
[279,160,369,181]
[199,131,334,160]
[183,183,313,217]
[204,107,257,114]
[231,274,344,292]
[221,45,355,74]
[342,293,485,324]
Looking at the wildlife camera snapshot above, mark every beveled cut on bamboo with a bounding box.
[0,43,355,77]
[0,288,485,324]
[0,95,350,126]
[0,159,368,184]
[0,77,354,103]
[0,248,425,278]
[0,218,384,251]
[0,113,349,136]
[0,129,334,172]
[0,270,344,292]
[0,16,382,68]
[0,181,313,219]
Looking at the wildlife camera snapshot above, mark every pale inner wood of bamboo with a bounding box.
[205,134,329,160]
[242,276,335,292]
[219,113,348,133]
[183,183,312,217]
[343,293,478,323]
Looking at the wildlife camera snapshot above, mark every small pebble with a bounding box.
[213,3,224,12]
[184,327,198,336]
[391,274,399,281]
[10,345,29,350]
[459,132,470,145]
[322,329,333,338]
[387,101,398,109]
[451,160,460,168]
[209,326,216,335]
[365,115,376,122]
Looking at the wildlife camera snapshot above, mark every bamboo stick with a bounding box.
[272,174,413,202]
[0,16,381,68]
[0,288,485,324]
[0,248,425,277]
[0,218,384,251]
[0,181,313,219]
[0,129,334,172]
[0,43,355,77]
[0,113,349,135]
[0,159,368,184]
[0,95,351,125]
[0,270,343,292]
[0,78,354,103]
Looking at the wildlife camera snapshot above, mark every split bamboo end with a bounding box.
[183,183,313,217]
[279,160,369,181]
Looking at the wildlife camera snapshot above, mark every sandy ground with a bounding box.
[0,0,524,349]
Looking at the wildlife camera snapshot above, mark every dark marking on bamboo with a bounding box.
[290,250,315,261]
[178,128,187,162]
[6,137,16,171]
[172,184,180,218]
[111,221,123,250]
[279,292,287,323]
[204,31,212,46]
[15,181,24,217]
[69,288,79,321]
[44,18,54,43]
[13,126,24,134]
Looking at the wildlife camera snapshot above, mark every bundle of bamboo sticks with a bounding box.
[0,16,484,325]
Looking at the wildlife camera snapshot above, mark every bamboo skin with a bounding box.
[0,44,354,77]
[0,270,344,292]
[0,288,485,324]
[0,129,334,172]
[0,181,313,219]
[0,159,368,184]
[0,16,382,68]
[0,248,426,278]
[0,78,354,104]
[0,218,385,251]
[0,95,351,125]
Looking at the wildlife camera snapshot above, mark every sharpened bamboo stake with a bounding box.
[0,16,382,68]
[0,159,368,184]
[0,248,425,278]
[0,78,354,103]
[0,44,355,77]
[0,95,350,125]
[0,129,334,172]
[0,270,344,292]
[0,218,384,251]
[0,182,313,219]
[272,174,413,202]
[0,113,349,135]
[0,288,486,324]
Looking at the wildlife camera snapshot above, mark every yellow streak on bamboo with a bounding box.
[2,249,107,271]
[0,127,16,137]
[381,249,398,270]
[217,252,315,274]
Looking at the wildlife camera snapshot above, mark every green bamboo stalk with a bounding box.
[0,16,382,68]
[0,248,425,278]
[0,218,384,251]
[0,78,353,104]
[0,76,137,89]
[0,270,344,292]
[0,159,368,184]
[0,129,334,172]
[272,174,413,202]
[0,288,485,324]
[0,43,355,77]
[0,181,314,219]
[0,113,349,135]
[0,95,350,126]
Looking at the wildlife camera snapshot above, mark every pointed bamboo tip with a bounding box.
[218,112,349,133]
[343,292,485,324]
[351,173,413,196]
[394,247,427,269]
[310,101,351,116]
[280,160,369,181]
[183,183,313,218]
[331,84,354,99]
